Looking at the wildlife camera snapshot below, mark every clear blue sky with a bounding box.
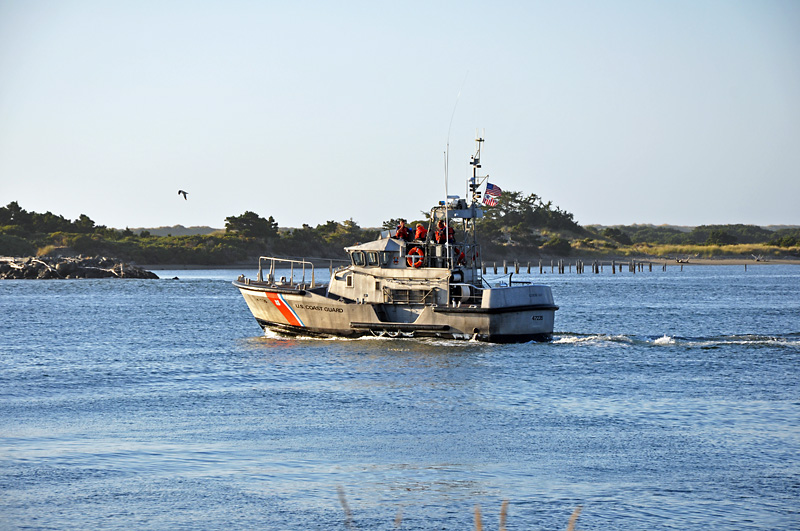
[1,1,798,230]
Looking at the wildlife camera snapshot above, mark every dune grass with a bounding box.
[618,242,794,259]
[337,486,581,530]
[35,244,57,257]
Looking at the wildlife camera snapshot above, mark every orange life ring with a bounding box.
[407,246,424,268]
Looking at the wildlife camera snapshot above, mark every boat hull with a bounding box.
[235,281,557,343]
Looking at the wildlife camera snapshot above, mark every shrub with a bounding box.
[0,234,36,256]
[542,236,572,255]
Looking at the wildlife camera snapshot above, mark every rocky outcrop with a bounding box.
[0,256,159,279]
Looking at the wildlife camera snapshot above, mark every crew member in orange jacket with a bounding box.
[434,220,455,244]
[414,223,427,241]
[394,219,410,241]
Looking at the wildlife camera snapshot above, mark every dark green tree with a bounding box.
[705,229,737,246]
[602,227,632,246]
[74,214,96,233]
[224,211,279,239]
[0,201,31,228]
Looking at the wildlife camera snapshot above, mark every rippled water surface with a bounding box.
[2,265,799,530]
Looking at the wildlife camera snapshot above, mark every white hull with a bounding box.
[234,279,557,343]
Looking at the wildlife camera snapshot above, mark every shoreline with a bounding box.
[138,257,800,270]
[6,256,798,272]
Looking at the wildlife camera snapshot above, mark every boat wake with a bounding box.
[256,328,480,346]
[553,332,800,349]
[254,327,799,350]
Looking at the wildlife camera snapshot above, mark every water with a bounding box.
[1,265,799,530]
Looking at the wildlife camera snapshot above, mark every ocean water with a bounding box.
[1,264,798,530]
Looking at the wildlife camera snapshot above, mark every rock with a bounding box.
[55,261,77,276]
[0,256,159,280]
[37,268,60,280]
[23,263,42,279]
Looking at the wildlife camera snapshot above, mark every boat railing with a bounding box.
[507,272,531,285]
[411,242,481,272]
[257,256,317,288]
[449,282,484,307]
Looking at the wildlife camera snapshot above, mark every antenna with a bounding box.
[444,72,469,198]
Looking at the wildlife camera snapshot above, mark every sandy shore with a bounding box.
[552,257,800,266]
[7,257,798,271]
[659,257,799,266]
[137,257,800,270]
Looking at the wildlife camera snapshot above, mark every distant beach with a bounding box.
[138,256,800,271]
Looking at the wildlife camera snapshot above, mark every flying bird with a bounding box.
[178,190,188,200]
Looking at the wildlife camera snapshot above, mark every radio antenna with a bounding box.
[444,72,469,198]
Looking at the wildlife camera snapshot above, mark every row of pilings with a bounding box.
[482,259,684,275]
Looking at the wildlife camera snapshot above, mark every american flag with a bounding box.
[485,183,502,197]
[483,196,498,207]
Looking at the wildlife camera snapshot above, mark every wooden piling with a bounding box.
[503,260,508,274]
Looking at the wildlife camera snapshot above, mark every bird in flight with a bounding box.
[178,190,188,200]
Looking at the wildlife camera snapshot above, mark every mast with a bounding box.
[469,134,486,244]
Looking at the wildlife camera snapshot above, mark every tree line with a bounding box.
[596,223,800,248]
[1,197,797,264]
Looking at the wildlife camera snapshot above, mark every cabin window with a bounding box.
[387,288,436,304]
[346,274,353,288]
[366,251,379,266]
[352,251,365,266]
[380,252,394,266]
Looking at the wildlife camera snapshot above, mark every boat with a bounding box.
[233,137,558,342]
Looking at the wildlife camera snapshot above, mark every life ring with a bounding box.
[407,246,424,268]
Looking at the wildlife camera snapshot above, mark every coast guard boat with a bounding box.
[233,138,558,342]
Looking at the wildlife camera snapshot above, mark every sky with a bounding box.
[1,1,799,230]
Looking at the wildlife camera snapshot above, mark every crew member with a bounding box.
[414,223,427,241]
[434,220,455,244]
[394,219,410,241]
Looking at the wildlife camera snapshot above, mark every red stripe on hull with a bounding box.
[265,292,302,327]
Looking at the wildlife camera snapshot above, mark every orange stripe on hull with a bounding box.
[265,292,303,327]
